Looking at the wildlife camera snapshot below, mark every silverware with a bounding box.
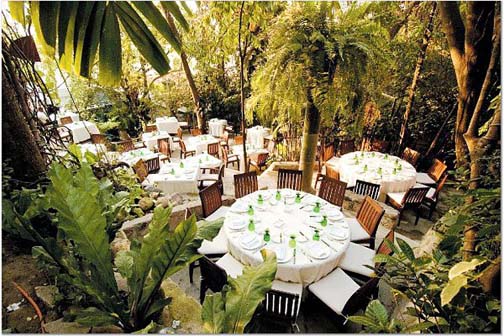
[321,239,338,252]
[299,248,313,263]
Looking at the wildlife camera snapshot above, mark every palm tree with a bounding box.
[249,3,386,192]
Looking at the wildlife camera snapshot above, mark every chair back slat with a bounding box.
[354,180,381,200]
[199,182,223,218]
[377,230,395,256]
[200,256,228,293]
[207,142,220,157]
[401,147,420,166]
[277,169,302,191]
[318,176,347,208]
[234,172,258,199]
[145,124,157,132]
[339,139,355,156]
[427,159,447,182]
[180,140,188,153]
[263,289,300,322]
[403,187,429,206]
[117,139,134,153]
[60,116,73,125]
[323,143,335,161]
[157,138,171,157]
[132,159,148,182]
[144,156,160,173]
[356,196,385,237]
[177,128,183,138]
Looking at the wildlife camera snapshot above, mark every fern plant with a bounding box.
[3,161,223,331]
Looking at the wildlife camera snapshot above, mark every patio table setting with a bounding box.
[231,144,269,172]
[141,131,171,150]
[208,118,228,137]
[223,189,351,285]
[118,148,159,166]
[148,154,222,194]
[186,134,220,154]
[338,151,417,198]
[156,116,181,134]
[64,120,100,143]
[247,125,271,149]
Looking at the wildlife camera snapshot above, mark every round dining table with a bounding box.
[338,151,417,199]
[208,119,227,137]
[223,189,351,285]
[186,135,220,155]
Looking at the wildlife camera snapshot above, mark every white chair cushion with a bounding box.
[386,191,405,205]
[417,183,436,200]
[216,253,244,278]
[308,268,360,315]
[347,218,371,241]
[338,243,375,277]
[199,173,218,181]
[416,172,435,185]
[198,206,230,255]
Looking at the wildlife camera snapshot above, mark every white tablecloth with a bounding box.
[141,131,171,150]
[208,119,227,137]
[65,121,100,143]
[231,144,268,172]
[338,151,417,198]
[156,117,180,134]
[148,154,221,194]
[119,148,159,166]
[186,135,219,155]
[247,126,271,148]
[224,189,350,285]
[78,143,107,155]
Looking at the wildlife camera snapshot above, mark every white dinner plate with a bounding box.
[305,242,330,259]
[228,218,247,230]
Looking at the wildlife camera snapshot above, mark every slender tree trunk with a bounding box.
[238,2,248,172]
[425,102,457,158]
[299,87,321,193]
[2,63,46,181]
[164,11,204,130]
[398,2,436,152]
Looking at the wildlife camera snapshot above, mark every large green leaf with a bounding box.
[448,259,485,280]
[201,293,226,333]
[131,1,182,54]
[224,249,277,333]
[30,2,60,55]
[396,238,415,261]
[365,300,389,326]
[57,2,79,71]
[114,2,170,76]
[160,2,190,31]
[73,2,104,77]
[99,3,122,86]
[9,2,25,25]
[74,307,120,327]
[440,274,467,306]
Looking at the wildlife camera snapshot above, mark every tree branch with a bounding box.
[389,1,420,39]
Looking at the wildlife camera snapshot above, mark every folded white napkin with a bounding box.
[241,234,259,248]
[309,243,327,258]
[327,227,347,239]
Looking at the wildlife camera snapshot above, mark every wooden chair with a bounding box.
[207,142,220,158]
[277,169,302,191]
[401,147,421,167]
[190,128,202,136]
[315,165,340,189]
[179,140,196,158]
[416,159,447,186]
[347,196,385,249]
[58,126,74,144]
[339,230,395,281]
[234,135,244,145]
[199,256,228,303]
[132,159,148,183]
[221,145,240,170]
[145,124,157,132]
[144,156,160,173]
[421,173,449,219]
[308,268,379,317]
[198,165,224,192]
[116,139,135,153]
[339,139,355,156]
[234,171,258,199]
[257,289,301,333]
[60,116,73,125]
[172,127,183,145]
[318,176,347,208]
[157,138,171,163]
[220,131,229,150]
[353,180,381,201]
[249,152,269,172]
[386,186,429,225]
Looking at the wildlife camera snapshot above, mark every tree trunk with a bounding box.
[398,2,436,152]
[425,102,456,158]
[2,63,46,181]
[164,11,204,130]
[299,87,321,193]
[238,2,248,172]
